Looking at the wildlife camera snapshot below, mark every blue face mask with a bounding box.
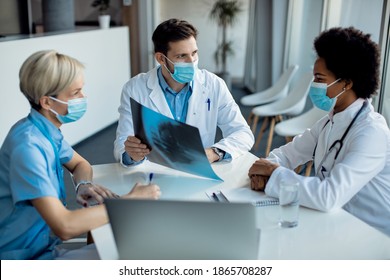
[49,96,87,123]
[163,55,198,84]
[309,78,345,111]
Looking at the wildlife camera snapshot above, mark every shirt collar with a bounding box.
[29,108,64,146]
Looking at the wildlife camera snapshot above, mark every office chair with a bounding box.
[241,64,299,133]
[251,72,313,157]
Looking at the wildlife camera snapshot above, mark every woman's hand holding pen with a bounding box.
[122,183,161,200]
[124,136,150,162]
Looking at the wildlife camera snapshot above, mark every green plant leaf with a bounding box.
[209,0,242,72]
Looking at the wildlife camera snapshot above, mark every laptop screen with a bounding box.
[105,199,260,260]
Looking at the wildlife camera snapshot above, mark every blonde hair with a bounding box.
[19,50,84,107]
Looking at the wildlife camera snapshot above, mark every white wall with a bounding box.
[0,27,130,146]
[157,0,250,80]
[29,0,250,80]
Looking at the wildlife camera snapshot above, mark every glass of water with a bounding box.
[279,179,299,228]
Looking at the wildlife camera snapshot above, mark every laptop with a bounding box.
[105,199,260,260]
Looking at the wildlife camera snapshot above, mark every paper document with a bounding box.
[218,187,279,207]
[131,98,222,181]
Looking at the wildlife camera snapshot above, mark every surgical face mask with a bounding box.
[162,55,198,84]
[49,96,87,124]
[309,78,345,112]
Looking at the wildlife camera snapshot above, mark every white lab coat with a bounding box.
[114,66,254,164]
[265,98,390,236]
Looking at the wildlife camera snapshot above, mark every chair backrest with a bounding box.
[251,71,313,117]
[240,64,299,106]
[274,107,328,137]
[282,72,313,115]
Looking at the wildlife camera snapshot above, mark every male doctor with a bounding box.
[114,18,254,166]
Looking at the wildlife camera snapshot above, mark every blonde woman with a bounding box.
[0,50,161,259]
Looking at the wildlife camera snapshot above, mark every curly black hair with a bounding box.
[314,26,380,98]
[152,18,198,55]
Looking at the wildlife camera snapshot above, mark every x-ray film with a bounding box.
[131,98,222,181]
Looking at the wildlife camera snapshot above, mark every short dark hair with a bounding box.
[314,26,380,98]
[152,18,198,55]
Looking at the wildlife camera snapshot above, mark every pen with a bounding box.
[212,192,219,202]
[206,98,211,111]
[148,173,154,184]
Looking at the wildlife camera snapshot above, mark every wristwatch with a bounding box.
[211,147,225,162]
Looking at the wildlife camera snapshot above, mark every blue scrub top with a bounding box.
[0,109,73,259]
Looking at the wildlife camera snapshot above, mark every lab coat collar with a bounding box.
[186,69,208,125]
[147,67,159,90]
[328,98,367,123]
[191,69,207,93]
[193,67,206,85]
[145,67,171,117]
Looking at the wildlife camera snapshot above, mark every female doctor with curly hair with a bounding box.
[248,27,390,236]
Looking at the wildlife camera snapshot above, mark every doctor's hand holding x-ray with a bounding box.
[124,129,220,164]
[124,135,150,162]
[124,136,220,164]
[248,27,390,237]
[114,18,254,166]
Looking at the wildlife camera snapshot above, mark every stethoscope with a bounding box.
[313,100,368,178]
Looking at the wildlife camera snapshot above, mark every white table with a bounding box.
[91,153,390,259]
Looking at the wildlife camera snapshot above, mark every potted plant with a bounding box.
[91,0,110,29]
[209,0,242,89]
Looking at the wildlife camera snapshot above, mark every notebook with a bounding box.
[105,198,260,260]
[208,187,279,207]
